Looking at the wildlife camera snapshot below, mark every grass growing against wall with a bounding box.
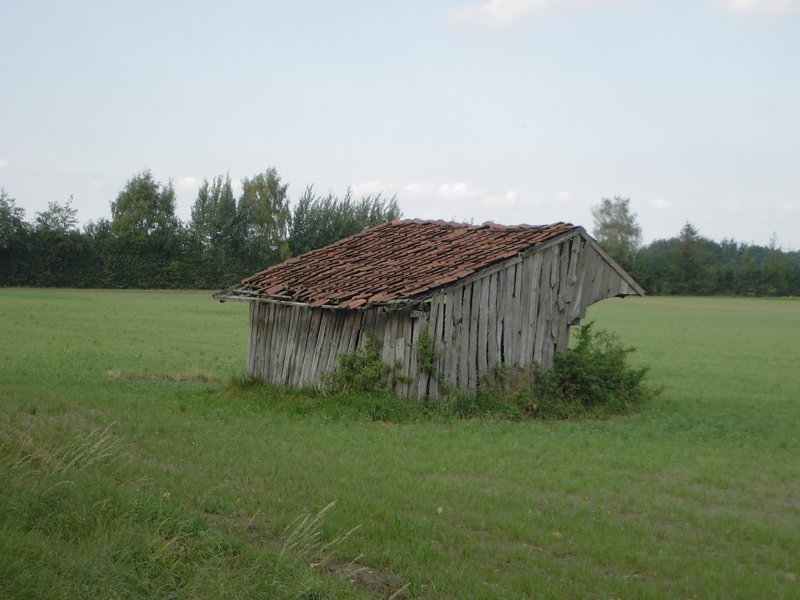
[1,289,799,598]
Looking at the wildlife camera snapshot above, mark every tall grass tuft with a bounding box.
[272,501,362,588]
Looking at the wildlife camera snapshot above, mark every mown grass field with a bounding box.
[1,289,798,599]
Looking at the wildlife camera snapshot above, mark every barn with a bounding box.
[215,219,645,399]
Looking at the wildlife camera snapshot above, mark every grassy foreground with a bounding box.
[1,289,798,599]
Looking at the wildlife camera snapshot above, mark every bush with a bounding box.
[322,332,392,394]
[532,322,653,419]
[466,323,653,420]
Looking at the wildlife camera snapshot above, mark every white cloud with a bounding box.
[0,158,8,169]
[436,182,482,199]
[650,197,675,211]
[781,200,799,212]
[231,178,243,198]
[352,179,519,222]
[351,180,485,202]
[176,176,203,196]
[350,180,393,196]
[449,0,553,27]
[403,182,436,196]
[555,190,573,203]
[178,176,200,188]
[713,0,799,14]
[481,190,519,208]
[714,199,743,211]
[448,0,633,28]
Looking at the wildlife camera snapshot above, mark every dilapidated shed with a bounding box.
[215,219,644,399]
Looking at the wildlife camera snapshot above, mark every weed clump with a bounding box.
[322,332,391,394]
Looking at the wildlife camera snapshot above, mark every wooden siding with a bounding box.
[246,231,640,399]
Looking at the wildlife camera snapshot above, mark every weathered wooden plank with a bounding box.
[428,293,445,399]
[530,251,545,365]
[542,248,561,370]
[291,307,311,387]
[477,274,490,382]
[359,308,377,348]
[412,311,430,400]
[297,308,322,387]
[272,304,289,383]
[446,287,461,391]
[517,256,533,366]
[550,242,560,288]
[282,306,303,386]
[555,240,574,352]
[557,240,571,314]
[532,250,554,368]
[396,314,410,398]
[278,306,296,385]
[569,238,591,323]
[259,303,273,381]
[502,265,517,366]
[247,303,256,375]
[342,310,363,354]
[257,304,269,381]
[322,310,345,376]
[247,303,257,376]
[411,300,435,400]
[567,234,581,286]
[494,268,506,366]
[486,272,499,369]
[511,262,523,365]
[300,310,323,385]
[380,312,397,390]
[256,303,267,380]
[466,281,479,395]
[286,308,304,387]
[309,309,331,386]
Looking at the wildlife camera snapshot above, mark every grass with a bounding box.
[1,289,798,598]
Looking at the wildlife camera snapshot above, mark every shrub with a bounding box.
[532,322,653,419]
[322,332,391,394]
[467,322,653,420]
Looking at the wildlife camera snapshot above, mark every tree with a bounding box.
[288,187,401,256]
[111,170,179,238]
[108,170,184,287]
[238,168,291,271]
[0,187,27,250]
[189,174,243,286]
[591,196,642,270]
[34,196,78,233]
[672,222,716,294]
[190,175,237,250]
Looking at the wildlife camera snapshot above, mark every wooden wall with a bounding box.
[247,232,640,399]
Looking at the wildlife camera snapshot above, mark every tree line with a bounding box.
[2,178,799,295]
[592,197,800,296]
[0,169,400,289]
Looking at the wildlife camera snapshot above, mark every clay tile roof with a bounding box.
[233,219,580,308]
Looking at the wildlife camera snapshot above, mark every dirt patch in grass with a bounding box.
[205,508,407,598]
[326,560,408,598]
[104,368,217,383]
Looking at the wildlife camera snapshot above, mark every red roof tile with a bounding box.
[236,220,579,307]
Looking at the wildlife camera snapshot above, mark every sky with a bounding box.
[1,0,799,248]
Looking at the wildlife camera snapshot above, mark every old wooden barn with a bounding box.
[215,220,644,399]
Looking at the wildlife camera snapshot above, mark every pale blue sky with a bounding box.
[1,0,798,247]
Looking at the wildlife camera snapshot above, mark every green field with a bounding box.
[1,289,798,599]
